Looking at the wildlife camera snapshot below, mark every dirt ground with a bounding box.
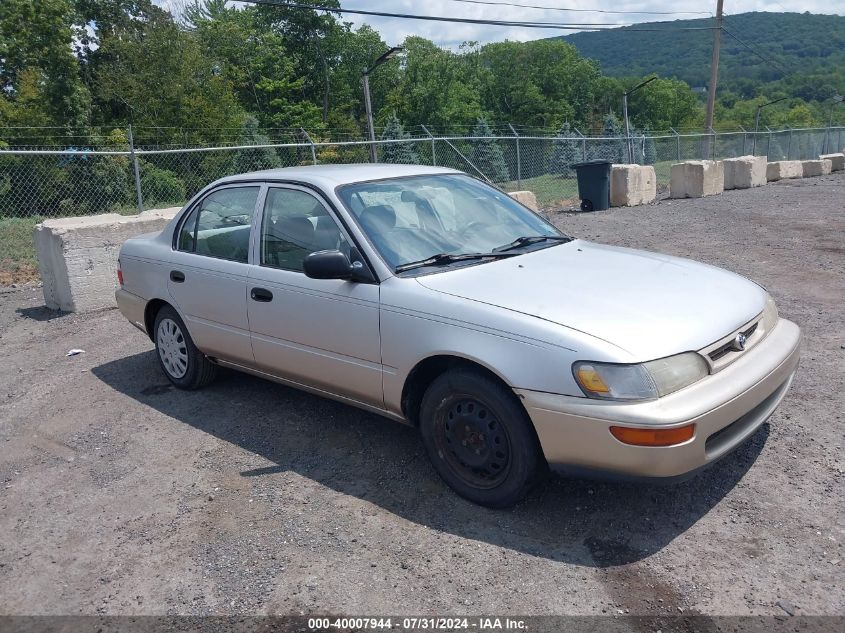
[0,172,843,618]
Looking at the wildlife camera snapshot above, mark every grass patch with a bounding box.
[503,173,579,209]
[0,216,42,285]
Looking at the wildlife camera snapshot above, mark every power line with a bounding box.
[721,26,791,77]
[243,1,720,32]
[441,0,712,16]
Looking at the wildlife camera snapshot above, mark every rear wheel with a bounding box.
[419,368,542,508]
[153,305,217,390]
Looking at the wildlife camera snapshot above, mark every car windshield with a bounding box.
[336,174,565,271]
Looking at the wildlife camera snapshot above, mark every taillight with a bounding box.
[117,262,124,286]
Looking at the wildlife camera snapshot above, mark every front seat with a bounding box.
[265,216,315,268]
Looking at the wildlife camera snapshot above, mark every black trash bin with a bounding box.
[572,160,611,212]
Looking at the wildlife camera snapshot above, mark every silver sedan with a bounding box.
[116,164,801,507]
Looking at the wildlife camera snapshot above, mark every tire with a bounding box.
[580,199,594,212]
[153,305,217,390]
[419,368,543,508]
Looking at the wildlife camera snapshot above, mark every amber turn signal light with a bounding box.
[609,424,695,447]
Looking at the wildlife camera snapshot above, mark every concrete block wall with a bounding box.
[723,155,767,189]
[35,207,180,313]
[670,160,724,199]
[819,153,844,172]
[801,159,832,177]
[610,164,657,207]
[766,161,803,181]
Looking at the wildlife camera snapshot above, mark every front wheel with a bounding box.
[419,368,543,508]
[153,305,217,390]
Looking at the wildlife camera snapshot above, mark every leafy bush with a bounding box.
[140,162,187,207]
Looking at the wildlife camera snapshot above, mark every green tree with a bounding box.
[479,40,599,129]
[384,37,485,130]
[550,122,580,176]
[0,0,91,130]
[380,114,419,164]
[470,118,509,183]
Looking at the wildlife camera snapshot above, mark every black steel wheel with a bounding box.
[419,368,543,508]
[580,199,594,212]
[437,397,512,489]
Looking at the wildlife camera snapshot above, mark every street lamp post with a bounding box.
[622,75,656,164]
[752,97,788,156]
[363,46,403,163]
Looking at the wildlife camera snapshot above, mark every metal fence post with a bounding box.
[766,126,773,160]
[670,127,681,160]
[420,124,436,166]
[740,125,747,155]
[300,128,317,165]
[128,125,144,214]
[710,128,717,159]
[786,127,792,160]
[508,123,521,188]
[574,127,586,161]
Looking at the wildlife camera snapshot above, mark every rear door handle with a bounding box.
[170,270,185,283]
[250,287,273,302]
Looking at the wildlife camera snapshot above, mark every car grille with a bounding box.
[708,322,759,363]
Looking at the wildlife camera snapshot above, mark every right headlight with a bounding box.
[573,352,710,402]
[761,294,779,334]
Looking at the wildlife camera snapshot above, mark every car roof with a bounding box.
[214,163,464,188]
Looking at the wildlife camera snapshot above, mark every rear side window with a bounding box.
[177,187,259,263]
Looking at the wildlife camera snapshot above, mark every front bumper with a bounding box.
[518,318,801,479]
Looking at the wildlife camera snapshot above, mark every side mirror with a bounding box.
[303,250,374,282]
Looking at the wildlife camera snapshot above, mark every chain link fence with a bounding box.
[2,126,844,223]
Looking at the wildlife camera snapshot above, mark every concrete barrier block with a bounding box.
[766,161,803,181]
[670,160,724,198]
[819,153,844,172]
[35,207,181,313]
[723,155,768,189]
[802,159,832,177]
[508,190,539,211]
[610,164,656,207]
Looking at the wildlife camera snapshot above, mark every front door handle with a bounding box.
[170,270,185,283]
[250,287,273,302]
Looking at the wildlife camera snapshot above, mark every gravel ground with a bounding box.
[0,172,843,617]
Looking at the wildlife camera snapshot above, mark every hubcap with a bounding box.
[157,318,188,379]
[436,397,511,489]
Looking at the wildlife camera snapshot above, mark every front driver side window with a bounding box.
[177,187,259,263]
[260,188,348,272]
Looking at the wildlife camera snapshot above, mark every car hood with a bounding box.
[414,240,767,360]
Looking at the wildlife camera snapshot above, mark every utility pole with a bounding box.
[704,0,724,149]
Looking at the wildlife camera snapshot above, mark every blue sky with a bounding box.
[161,1,845,49]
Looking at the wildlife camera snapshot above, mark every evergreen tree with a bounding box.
[380,113,419,164]
[600,113,626,163]
[550,122,580,176]
[470,118,509,183]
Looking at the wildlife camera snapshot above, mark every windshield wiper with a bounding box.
[395,252,516,273]
[493,235,573,252]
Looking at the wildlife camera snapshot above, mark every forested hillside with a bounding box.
[562,12,845,102]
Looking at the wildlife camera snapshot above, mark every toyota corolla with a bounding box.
[115,164,801,507]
